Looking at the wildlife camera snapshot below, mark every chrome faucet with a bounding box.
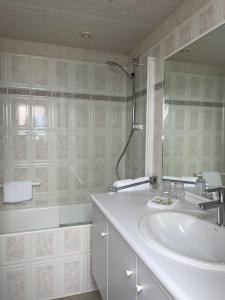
[199,186,225,227]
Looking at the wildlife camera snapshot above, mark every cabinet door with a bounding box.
[92,205,108,300]
[108,224,136,300]
[137,259,171,300]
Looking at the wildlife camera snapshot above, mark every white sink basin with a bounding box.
[139,210,225,270]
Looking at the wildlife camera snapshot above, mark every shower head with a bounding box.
[107,61,132,78]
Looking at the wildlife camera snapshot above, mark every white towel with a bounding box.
[3,181,32,203]
[113,179,133,192]
[132,177,150,191]
[113,177,150,192]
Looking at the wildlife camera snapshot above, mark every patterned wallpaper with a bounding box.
[163,68,225,177]
[0,52,127,209]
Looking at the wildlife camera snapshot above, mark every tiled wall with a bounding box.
[0,224,94,300]
[163,68,225,176]
[0,52,127,208]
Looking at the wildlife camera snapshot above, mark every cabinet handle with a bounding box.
[126,270,133,277]
[101,232,107,237]
[136,285,143,293]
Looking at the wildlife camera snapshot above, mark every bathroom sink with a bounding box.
[139,210,225,269]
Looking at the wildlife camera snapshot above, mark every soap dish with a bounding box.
[147,196,179,209]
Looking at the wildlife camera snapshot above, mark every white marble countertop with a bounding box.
[91,190,225,300]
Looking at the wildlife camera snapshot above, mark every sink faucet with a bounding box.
[199,186,225,227]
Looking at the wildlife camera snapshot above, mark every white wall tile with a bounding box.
[31,230,58,261]
[31,57,52,90]
[2,264,30,300]
[31,260,58,300]
[0,53,6,87]
[59,255,83,297]
[7,54,30,88]
[0,233,30,265]
[59,226,84,257]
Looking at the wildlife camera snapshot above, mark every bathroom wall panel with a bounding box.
[0,224,95,300]
[7,54,30,88]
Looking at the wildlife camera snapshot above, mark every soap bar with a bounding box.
[147,197,179,209]
[152,196,173,205]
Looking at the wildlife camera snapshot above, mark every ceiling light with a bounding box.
[80,32,94,39]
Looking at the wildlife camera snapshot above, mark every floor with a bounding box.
[58,291,102,300]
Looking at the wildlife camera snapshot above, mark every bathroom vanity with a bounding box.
[91,190,225,300]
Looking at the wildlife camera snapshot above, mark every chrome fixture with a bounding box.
[199,186,225,227]
[107,59,143,180]
[107,61,133,78]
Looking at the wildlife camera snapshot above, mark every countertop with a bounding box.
[91,190,225,300]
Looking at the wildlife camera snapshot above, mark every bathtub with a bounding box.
[0,202,92,234]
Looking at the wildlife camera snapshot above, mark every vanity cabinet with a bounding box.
[137,259,170,300]
[92,205,108,300]
[108,224,136,300]
[92,204,172,300]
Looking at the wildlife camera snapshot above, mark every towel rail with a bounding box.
[0,182,40,188]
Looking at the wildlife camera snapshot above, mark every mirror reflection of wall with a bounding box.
[163,24,225,182]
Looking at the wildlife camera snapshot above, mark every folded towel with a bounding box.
[113,177,150,192]
[3,181,32,203]
[132,177,150,191]
[113,179,133,192]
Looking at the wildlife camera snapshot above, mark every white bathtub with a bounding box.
[0,202,92,234]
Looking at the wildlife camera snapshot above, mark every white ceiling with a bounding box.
[169,23,225,66]
[0,0,184,54]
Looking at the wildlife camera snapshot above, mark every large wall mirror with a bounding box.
[163,24,225,186]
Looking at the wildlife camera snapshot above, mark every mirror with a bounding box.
[163,24,225,187]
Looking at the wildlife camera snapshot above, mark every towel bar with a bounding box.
[0,182,40,188]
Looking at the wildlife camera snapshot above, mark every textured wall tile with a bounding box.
[174,109,185,130]
[32,261,58,300]
[31,230,58,260]
[189,110,199,130]
[73,164,88,189]
[34,166,49,193]
[112,104,124,129]
[94,135,106,159]
[1,234,30,265]
[75,102,90,128]
[12,131,29,162]
[10,97,31,129]
[2,265,29,300]
[8,54,30,87]
[32,99,50,129]
[60,227,83,256]
[75,64,89,93]
[60,256,83,296]
[56,165,69,191]
[94,66,106,93]
[13,166,29,181]
[112,135,123,158]
[75,134,88,159]
[56,133,69,160]
[94,103,107,128]
[55,60,71,91]
[93,164,106,189]
[31,57,50,89]
[33,132,49,161]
